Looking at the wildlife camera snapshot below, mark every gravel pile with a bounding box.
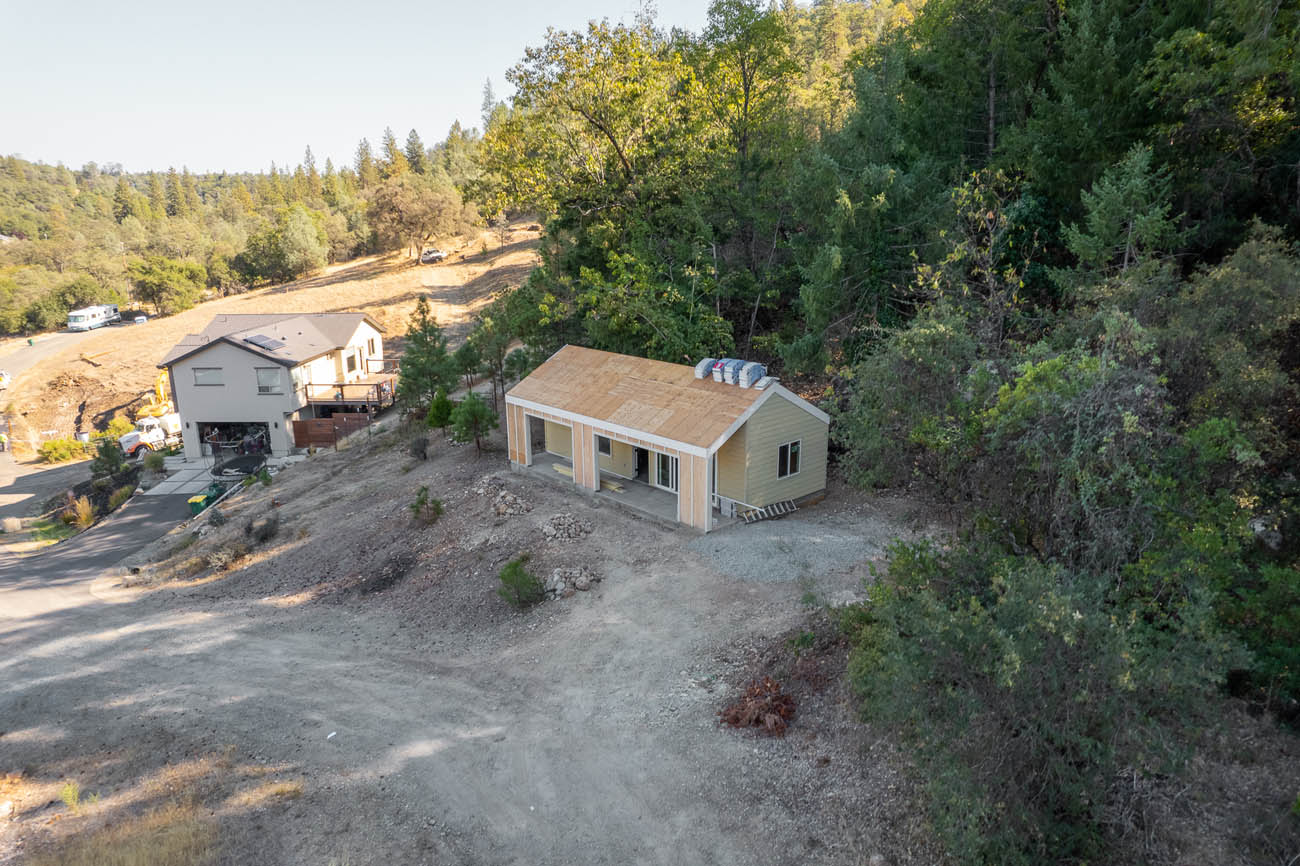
[471,475,505,497]
[542,512,593,541]
[544,566,602,599]
[492,490,532,516]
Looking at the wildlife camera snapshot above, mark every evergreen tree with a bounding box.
[404,129,428,174]
[355,138,380,188]
[380,127,409,179]
[396,296,455,407]
[449,391,498,454]
[112,177,133,223]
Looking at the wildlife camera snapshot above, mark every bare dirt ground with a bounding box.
[0,417,947,866]
[0,225,540,460]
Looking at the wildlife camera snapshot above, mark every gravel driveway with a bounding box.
[0,438,935,866]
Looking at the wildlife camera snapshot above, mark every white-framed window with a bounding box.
[256,367,283,394]
[346,353,358,373]
[193,367,223,386]
[777,440,801,478]
[596,435,611,456]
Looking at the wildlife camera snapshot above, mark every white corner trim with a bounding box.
[505,394,708,458]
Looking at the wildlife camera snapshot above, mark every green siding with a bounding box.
[742,393,828,507]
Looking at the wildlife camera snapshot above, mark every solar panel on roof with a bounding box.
[244,334,286,351]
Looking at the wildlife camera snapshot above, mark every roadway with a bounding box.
[0,492,191,619]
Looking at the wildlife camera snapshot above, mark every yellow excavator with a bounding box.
[136,370,174,419]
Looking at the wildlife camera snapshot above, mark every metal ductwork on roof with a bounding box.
[695,358,770,389]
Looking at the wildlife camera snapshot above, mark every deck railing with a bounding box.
[302,376,397,409]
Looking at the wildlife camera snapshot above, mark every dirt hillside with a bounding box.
[1,225,540,458]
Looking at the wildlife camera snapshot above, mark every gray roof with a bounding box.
[159,312,383,368]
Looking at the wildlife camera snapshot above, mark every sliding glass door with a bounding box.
[654,452,678,492]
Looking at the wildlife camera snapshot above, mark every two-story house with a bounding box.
[159,313,390,461]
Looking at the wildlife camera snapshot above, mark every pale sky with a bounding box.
[0,0,711,174]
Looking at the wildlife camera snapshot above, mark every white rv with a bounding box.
[67,304,120,331]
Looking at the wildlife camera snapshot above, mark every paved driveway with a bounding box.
[0,493,190,619]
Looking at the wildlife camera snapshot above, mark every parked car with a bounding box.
[133,314,148,324]
[420,248,447,264]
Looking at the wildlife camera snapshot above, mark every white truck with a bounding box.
[118,412,182,459]
[67,304,121,331]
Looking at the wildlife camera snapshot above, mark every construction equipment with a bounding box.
[119,412,181,459]
[136,370,174,418]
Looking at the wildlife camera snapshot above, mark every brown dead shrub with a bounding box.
[719,676,796,736]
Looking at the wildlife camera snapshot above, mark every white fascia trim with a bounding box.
[704,384,830,455]
[506,394,708,458]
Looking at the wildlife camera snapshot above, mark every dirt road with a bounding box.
[0,425,936,866]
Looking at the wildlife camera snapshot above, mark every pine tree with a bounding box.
[165,167,187,217]
[147,172,167,218]
[404,129,428,174]
[304,145,321,195]
[112,177,133,223]
[180,167,201,212]
[396,296,455,407]
[381,127,409,179]
[481,78,501,130]
[355,138,379,188]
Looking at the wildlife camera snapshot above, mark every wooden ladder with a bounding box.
[741,499,798,524]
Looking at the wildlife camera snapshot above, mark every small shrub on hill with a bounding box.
[244,513,280,544]
[90,438,127,477]
[497,554,544,608]
[719,677,796,736]
[409,486,443,524]
[142,451,166,473]
[61,495,95,529]
[408,435,428,461]
[108,485,134,512]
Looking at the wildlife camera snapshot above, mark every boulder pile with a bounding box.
[493,490,533,516]
[542,513,592,541]
[471,475,505,497]
[545,566,602,599]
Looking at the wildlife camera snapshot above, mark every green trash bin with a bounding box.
[187,494,207,516]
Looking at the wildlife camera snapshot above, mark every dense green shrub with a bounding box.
[38,438,91,463]
[497,555,543,608]
[142,451,166,473]
[425,388,454,430]
[847,542,1238,864]
[90,437,127,477]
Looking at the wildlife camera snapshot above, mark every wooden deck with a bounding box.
[303,374,397,409]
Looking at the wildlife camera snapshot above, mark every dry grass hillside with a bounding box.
[1,225,540,458]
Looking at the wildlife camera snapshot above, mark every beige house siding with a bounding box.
[169,341,299,459]
[743,394,828,507]
[544,421,572,458]
[714,422,747,502]
[597,436,636,478]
